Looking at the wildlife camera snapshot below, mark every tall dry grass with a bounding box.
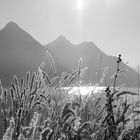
[0,54,140,140]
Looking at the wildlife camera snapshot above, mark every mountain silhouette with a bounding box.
[46,35,138,87]
[0,22,68,87]
[0,22,138,87]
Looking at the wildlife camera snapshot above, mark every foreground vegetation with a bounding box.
[0,55,140,140]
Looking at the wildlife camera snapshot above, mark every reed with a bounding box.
[0,55,140,140]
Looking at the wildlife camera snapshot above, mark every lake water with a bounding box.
[62,86,106,95]
[62,86,140,100]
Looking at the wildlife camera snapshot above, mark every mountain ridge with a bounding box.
[0,21,138,87]
[46,35,138,87]
[0,22,69,87]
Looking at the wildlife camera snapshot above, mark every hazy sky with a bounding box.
[0,0,140,67]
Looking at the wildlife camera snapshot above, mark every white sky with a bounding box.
[0,0,140,67]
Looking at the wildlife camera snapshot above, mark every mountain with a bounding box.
[46,35,138,87]
[0,22,68,87]
[0,22,138,87]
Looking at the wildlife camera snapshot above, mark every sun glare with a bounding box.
[77,0,84,13]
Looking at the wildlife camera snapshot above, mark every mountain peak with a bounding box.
[4,21,19,30]
[54,35,73,46]
[57,35,66,40]
[56,35,69,42]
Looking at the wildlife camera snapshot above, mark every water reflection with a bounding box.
[63,86,106,95]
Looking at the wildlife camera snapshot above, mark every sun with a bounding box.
[77,0,84,13]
